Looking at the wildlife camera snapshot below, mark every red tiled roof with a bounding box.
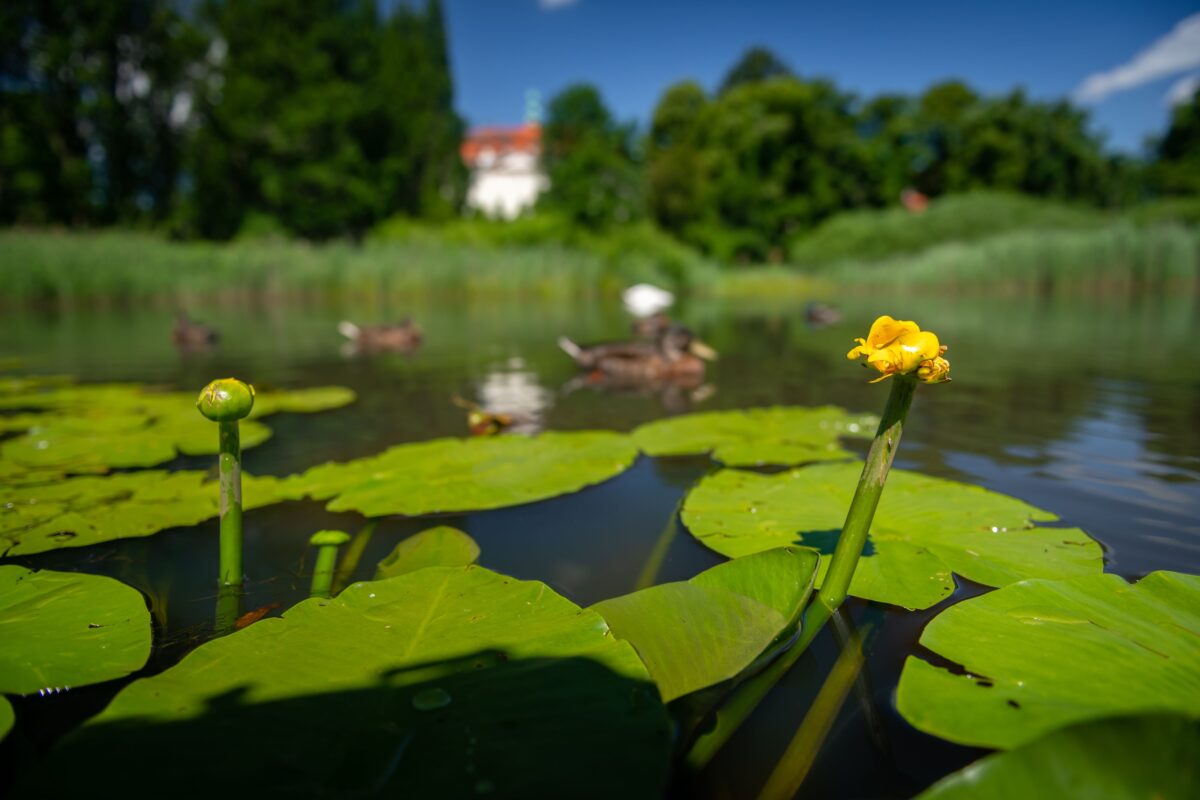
[461,123,542,166]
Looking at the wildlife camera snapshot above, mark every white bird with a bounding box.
[622,283,675,318]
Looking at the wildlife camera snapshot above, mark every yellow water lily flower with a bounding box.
[847,315,950,383]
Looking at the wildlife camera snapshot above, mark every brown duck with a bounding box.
[338,319,424,352]
[172,313,219,348]
[558,323,717,382]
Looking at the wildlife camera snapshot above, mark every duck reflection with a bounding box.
[171,312,220,352]
[337,318,423,356]
[460,358,550,435]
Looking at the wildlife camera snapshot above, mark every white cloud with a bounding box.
[538,0,578,9]
[1074,13,1200,103]
[1165,72,1200,106]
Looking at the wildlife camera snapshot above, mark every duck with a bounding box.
[622,283,675,318]
[631,311,673,340]
[337,318,423,353]
[805,302,841,328]
[172,313,219,348]
[558,323,717,382]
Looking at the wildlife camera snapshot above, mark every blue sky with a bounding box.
[442,0,1200,153]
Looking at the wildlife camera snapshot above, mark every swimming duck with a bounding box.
[805,302,841,328]
[631,311,673,340]
[558,323,717,382]
[622,283,675,317]
[172,313,219,348]
[337,319,424,353]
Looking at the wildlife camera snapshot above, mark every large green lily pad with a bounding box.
[0,566,152,695]
[591,547,818,702]
[681,462,1102,609]
[0,382,355,477]
[897,571,1200,749]
[297,431,638,517]
[631,406,876,466]
[29,566,671,798]
[375,526,481,579]
[0,471,303,557]
[916,713,1200,800]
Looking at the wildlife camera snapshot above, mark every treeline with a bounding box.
[3,5,1199,256]
[0,0,463,239]
[541,47,1200,262]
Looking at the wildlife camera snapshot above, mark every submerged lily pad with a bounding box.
[915,713,1200,800]
[681,462,1102,609]
[297,431,638,517]
[897,571,1200,749]
[375,526,481,579]
[591,548,818,702]
[631,406,877,466]
[30,566,671,798]
[0,381,355,478]
[0,471,302,557]
[0,566,152,695]
[0,696,12,741]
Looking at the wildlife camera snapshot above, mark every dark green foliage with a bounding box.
[1153,92,1200,196]
[718,46,794,95]
[540,84,643,229]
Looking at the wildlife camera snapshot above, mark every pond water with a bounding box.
[2,291,1199,797]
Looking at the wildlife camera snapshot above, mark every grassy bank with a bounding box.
[0,229,721,306]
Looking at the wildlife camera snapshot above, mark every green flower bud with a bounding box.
[309,530,351,547]
[197,378,255,422]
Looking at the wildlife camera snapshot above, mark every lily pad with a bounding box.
[0,382,355,478]
[0,696,12,741]
[591,547,818,702]
[0,471,303,557]
[681,462,1102,609]
[375,526,481,579]
[631,406,877,466]
[297,431,638,517]
[897,571,1200,749]
[30,566,671,798]
[915,714,1200,800]
[0,566,152,695]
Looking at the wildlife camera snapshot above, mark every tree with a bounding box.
[1153,90,1200,195]
[645,81,710,235]
[718,46,793,95]
[540,84,642,228]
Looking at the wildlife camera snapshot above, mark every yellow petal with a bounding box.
[895,331,941,372]
[866,316,920,349]
[917,356,951,384]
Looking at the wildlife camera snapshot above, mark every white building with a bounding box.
[460,123,548,220]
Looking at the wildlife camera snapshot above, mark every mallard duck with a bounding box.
[558,323,717,382]
[337,319,423,352]
[172,313,219,348]
[631,311,673,340]
[805,302,841,328]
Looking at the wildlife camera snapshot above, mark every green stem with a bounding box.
[310,546,340,599]
[331,521,378,596]
[214,583,244,636]
[634,498,682,591]
[217,420,243,587]
[756,612,872,800]
[686,376,916,768]
[816,376,915,611]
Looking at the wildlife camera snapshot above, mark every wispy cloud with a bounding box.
[1165,72,1200,106]
[538,0,579,9]
[1074,13,1200,103]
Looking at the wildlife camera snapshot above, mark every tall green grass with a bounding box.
[0,229,714,306]
[788,192,1106,267]
[819,224,1200,294]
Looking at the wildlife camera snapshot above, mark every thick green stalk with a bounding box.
[217,420,243,587]
[214,583,244,636]
[686,376,916,768]
[756,614,872,800]
[310,546,340,599]
[816,376,915,611]
[331,521,378,596]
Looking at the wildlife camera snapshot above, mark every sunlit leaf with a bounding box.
[298,431,638,517]
[591,547,818,701]
[0,381,354,477]
[680,462,1102,609]
[897,571,1200,749]
[375,526,480,579]
[631,406,876,466]
[0,566,152,695]
[915,713,1200,800]
[0,471,303,557]
[30,566,671,798]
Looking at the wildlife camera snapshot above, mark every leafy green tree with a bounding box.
[645,81,710,236]
[1153,91,1200,195]
[540,84,642,228]
[718,46,794,95]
